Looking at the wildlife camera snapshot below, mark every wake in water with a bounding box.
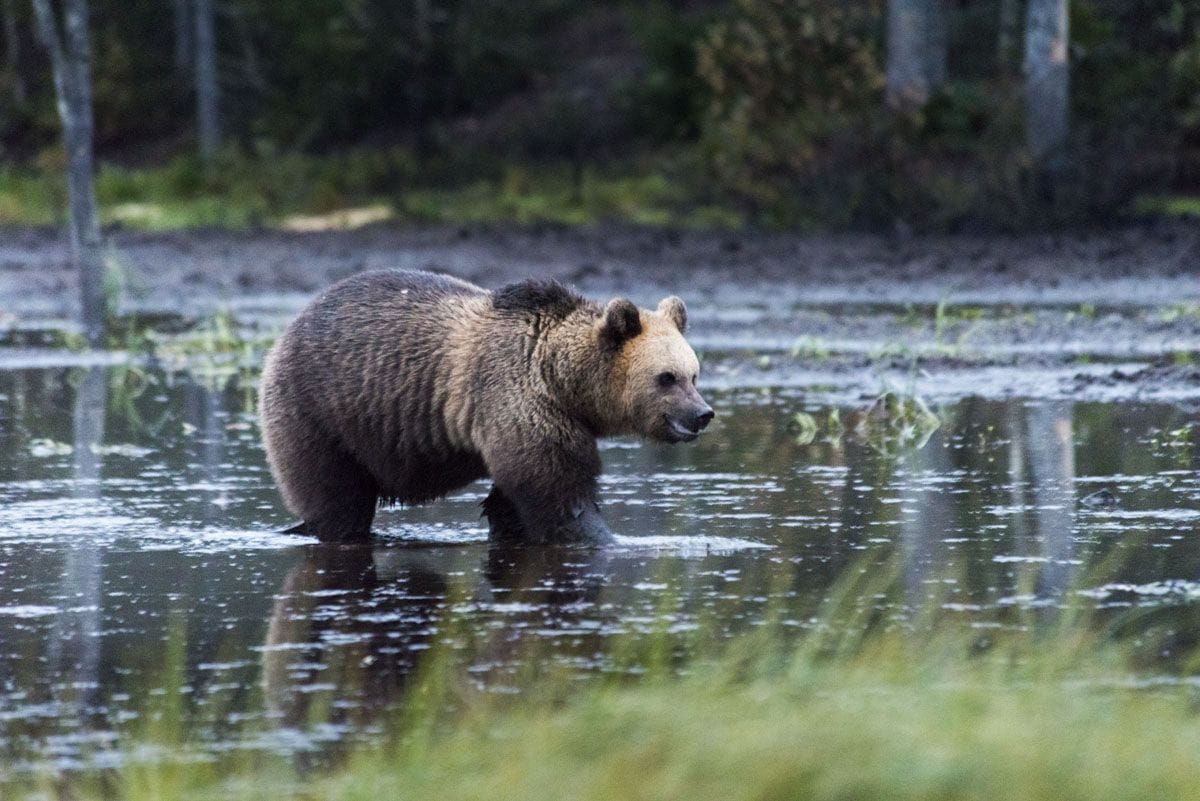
[361,524,770,556]
[610,533,771,556]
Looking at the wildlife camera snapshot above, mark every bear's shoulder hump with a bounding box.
[491,279,586,320]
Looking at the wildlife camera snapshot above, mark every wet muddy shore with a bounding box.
[2,220,1199,312]
[2,222,1198,402]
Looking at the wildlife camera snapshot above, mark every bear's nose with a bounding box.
[695,407,715,430]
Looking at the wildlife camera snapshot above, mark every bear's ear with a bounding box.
[599,298,642,349]
[657,296,687,333]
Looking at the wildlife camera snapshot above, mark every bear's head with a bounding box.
[598,295,714,443]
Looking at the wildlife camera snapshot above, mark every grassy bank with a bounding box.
[4,146,1198,235]
[0,150,742,232]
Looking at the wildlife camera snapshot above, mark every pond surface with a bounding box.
[1,362,1198,770]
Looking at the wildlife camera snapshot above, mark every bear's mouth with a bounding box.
[664,415,700,442]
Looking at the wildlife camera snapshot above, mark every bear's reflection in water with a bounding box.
[262,545,447,741]
[483,543,608,608]
[262,542,607,760]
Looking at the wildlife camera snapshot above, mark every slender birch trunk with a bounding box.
[1023,0,1069,161]
[193,0,220,161]
[31,0,105,346]
[886,0,946,110]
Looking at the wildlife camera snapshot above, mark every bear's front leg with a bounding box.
[481,433,615,545]
[566,496,616,544]
[481,486,525,540]
[482,485,613,544]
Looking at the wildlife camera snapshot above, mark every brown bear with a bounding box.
[259,269,713,543]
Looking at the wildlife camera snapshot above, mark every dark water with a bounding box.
[1,364,1198,769]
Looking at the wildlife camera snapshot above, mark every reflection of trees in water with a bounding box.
[0,368,77,452]
[686,393,913,617]
[182,375,227,525]
[945,398,1017,605]
[841,397,1080,615]
[907,398,1080,610]
[1007,400,1031,557]
[899,418,958,610]
[1024,402,1077,600]
[0,370,29,471]
[996,401,1079,603]
[48,366,107,720]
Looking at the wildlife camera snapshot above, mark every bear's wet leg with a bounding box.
[570,499,616,544]
[273,425,379,541]
[482,486,525,541]
[483,434,615,545]
[303,487,378,542]
[493,484,614,545]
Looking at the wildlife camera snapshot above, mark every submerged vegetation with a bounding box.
[789,390,940,454]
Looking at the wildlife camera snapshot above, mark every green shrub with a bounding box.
[696,0,886,226]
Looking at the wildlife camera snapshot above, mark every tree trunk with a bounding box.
[886,0,946,110]
[2,0,27,106]
[172,0,191,73]
[1023,0,1068,162]
[411,0,434,154]
[193,0,220,161]
[31,0,105,347]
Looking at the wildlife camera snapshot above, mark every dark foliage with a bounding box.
[2,0,1198,229]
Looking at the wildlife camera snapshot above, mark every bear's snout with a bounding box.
[662,402,714,442]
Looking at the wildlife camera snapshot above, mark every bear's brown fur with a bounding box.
[259,270,713,543]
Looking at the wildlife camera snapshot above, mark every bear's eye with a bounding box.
[657,372,677,389]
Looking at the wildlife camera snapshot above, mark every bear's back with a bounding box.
[262,271,490,488]
[311,269,482,315]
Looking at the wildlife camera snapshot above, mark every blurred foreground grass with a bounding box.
[13,632,1200,801]
[11,549,1200,801]
[0,149,743,232]
[322,662,1200,801]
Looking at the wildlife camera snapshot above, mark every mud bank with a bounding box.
[1,222,1197,315]
[1,223,1199,402]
